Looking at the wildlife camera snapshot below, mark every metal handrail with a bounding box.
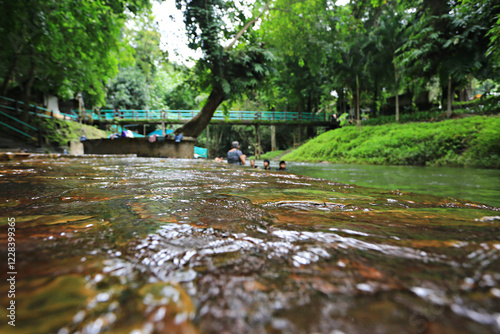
[0,109,38,131]
[76,109,327,122]
[0,95,52,112]
[0,121,33,139]
[0,96,78,121]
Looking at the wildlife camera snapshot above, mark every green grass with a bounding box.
[282,115,500,168]
[36,118,110,147]
[248,150,285,160]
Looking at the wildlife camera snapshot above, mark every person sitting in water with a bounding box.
[227,141,246,165]
[277,160,286,171]
[263,159,271,170]
[250,159,258,168]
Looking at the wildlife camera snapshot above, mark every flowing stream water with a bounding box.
[286,162,500,208]
[1,156,499,334]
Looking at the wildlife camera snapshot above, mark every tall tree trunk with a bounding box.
[206,125,210,159]
[1,57,18,96]
[373,76,378,117]
[466,79,473,101]
[446,76,453,118]
[343,88,347,114]
[356,74,360,126]
[271,125,276,151]
[337,88,344,114]
[394,62,399,122]
[175,85,225,137]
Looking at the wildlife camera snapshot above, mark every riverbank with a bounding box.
[37,118,110,148]
[0,117,110,152]
[282,115,500,168]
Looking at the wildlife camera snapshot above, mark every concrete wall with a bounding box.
[82,137,195,158]
[70,141,84,155]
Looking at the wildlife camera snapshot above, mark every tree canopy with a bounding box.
[0,0,151,106]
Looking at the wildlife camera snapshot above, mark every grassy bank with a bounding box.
[282,115,500,168]
[37,119,110,148]
[247,150,286,161]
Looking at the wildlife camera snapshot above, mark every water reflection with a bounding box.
[0,156,499,333]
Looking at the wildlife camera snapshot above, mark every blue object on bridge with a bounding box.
[194,146,208,158]
[147,129,173,137]
[174,134,183,143]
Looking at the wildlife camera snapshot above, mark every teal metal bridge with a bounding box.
[0,95,331,145]
[78,109,331,125]
[0,96,332,156]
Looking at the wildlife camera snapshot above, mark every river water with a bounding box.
[286,162,500,208]
[1,156,499,334]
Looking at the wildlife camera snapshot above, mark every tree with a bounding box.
[260,0,343,116]
[173,0,274,137]
[105,66,148,110]
[0,0,151,108]
[125,14,168,85]
[362,0,409,121]
[397,0,499,116]
[105,14,169,110]
[486,1,500,64]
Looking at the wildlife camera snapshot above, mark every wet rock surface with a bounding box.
[0,157,499,333]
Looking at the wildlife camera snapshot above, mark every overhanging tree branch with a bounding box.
[224,0,271,51]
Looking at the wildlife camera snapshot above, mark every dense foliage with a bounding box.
[2,0,499,116]
[283,116,500,168]
[0,0,151,106]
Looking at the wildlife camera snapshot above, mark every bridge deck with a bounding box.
[80,109,332,126]
[0,94,332,128]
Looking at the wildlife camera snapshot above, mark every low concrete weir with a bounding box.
[82,137,196,158]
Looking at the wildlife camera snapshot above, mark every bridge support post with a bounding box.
[271,125,276,151]
[255,124,261,159]
[293,126,302,147]
[206,125,210,159]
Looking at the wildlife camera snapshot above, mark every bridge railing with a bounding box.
[0,96,328,124]
[0,96,78,121]
[78,109,327,122]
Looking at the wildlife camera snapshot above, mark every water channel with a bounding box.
[1,156,499,334]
